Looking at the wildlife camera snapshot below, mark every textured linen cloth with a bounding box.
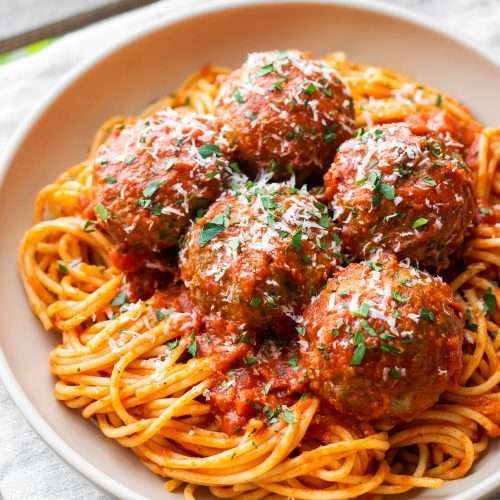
[1,1,500,499]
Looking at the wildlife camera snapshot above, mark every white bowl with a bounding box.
[1,1,499,499]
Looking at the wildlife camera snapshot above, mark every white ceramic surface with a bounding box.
[1,1,499,499]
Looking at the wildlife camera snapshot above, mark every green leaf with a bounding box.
[380,183,395,201]
[353,302,370,318]
[380,343,403,354]
[105,175,117,184]
[420,307,435,321]
[198,144,222,158]
[350,331,366,366]
[143,180,161,198]
[167,338,180,350]
[392,290,409,304]
[58,261,68,275]
[319,213,330,229]
[187,334,197,357]
[360,320,376,336]
[234,89,244,103]
[95,203,109,221]
[199,222,225,246]
[292,230,302,252]
[422,176,437,187]
[155,309,166,321]
[368,260,382,272]
[244,356,257,366]
[288,357,299,370]
[412,217,429,229]
[83,220,95,233]
[484,287,496,315]
[250,296,262,307]
[257,63,275,77]
[111,291,127,307]
[324,127,337,144]
[282,407,296,424]
[124,154,136,165]
[304,82,317,94]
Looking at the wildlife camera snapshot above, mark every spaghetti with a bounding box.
[19,53,500,499]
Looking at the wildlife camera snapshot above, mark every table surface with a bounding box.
[1,0,500,499]
[0,0,158,52]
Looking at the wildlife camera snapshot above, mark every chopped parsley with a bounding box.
[360,320,376,336]
[324,126,337,144]
[288,357,299,370]
[422,176,437,187]
[198,144,222,158]
[244,356,257,366]
[57,261,68,275]
[143,180,161,198]
[263,405,280,424]
[257,63,275,77]
[292,229,302,252]
[392,290,409,304]
[412,217,429,230]
[368,260,382,272]
[420,307,435,321]
[245,110,257,121]
[199,221,226,246]
[221,379,235,391]
[484,287,496,315]
[319,213,330,229]
[283,407,296,424]
[187,333,197,357]
[111,291,127,307]
[94,203,109,221]
[155,309,166,321]
[167,338,180,350]
[350,331,366,366]
[105,175,117,184]
[271,80,284,91]
[234,89,244,103]
[249,296,262,308]
[83,220,95,233]
[304,82,317,95]
[380,343,403,354]
[124,154,136,165]
[353,302,370,318]
[379,183,395,201]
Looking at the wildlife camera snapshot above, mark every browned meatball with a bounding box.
[324,123,476,269]
[179,183,340,330]
[215,50,354,182]
[301,253,464,425]
[92,108,229,251]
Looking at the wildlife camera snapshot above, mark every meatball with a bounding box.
[92,108,229,251]
[301,253,464,424]
[179,183,340,330]
[215,50,354,182]
[324,123,476,269]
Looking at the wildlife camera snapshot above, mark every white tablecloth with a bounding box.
[1,1,500,498]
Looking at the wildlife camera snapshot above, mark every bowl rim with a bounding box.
[1,1,499,499]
